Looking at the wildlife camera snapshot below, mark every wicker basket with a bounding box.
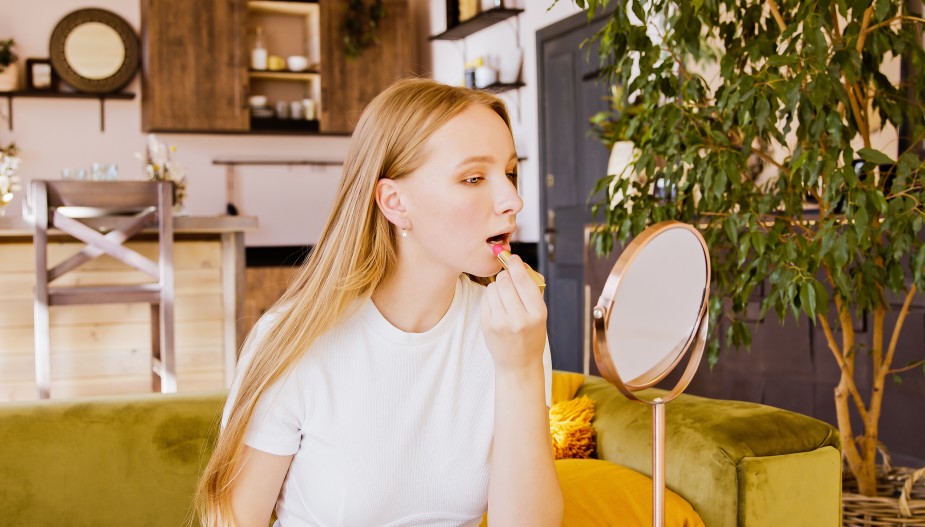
[843,465,925,527]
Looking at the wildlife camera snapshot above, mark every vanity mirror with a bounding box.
[591,220,710,527]
[49,8,139,94]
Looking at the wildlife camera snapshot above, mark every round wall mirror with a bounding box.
[49,9,139,94]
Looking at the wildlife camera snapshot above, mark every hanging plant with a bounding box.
[343,0,385,59]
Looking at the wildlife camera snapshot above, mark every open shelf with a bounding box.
[249,70,320,81]
[481,81,525,94]
[0,90,136,131]
[429,7,524,40]
[248,0,318,16]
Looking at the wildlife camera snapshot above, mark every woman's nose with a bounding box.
[495,178,524,216]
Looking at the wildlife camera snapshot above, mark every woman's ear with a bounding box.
[375,178,406,227]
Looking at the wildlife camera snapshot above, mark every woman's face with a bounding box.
[397,103,522,278]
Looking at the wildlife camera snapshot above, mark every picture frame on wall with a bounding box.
[25,58,57,91]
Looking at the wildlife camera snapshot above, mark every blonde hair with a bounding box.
[194,78,511,525]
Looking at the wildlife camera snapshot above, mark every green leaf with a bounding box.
[857,148,893,166]
[801,281,817,321]
[892,373,903,386]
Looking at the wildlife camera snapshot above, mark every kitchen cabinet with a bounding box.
[141,0,249,132]
[319,0,416,133]
[141,0,414,135]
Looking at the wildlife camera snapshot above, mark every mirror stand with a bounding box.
[590,221,711,527]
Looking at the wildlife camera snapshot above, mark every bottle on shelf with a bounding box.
[251,26,268,71]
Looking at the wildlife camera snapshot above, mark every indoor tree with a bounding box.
[573,0,925,496]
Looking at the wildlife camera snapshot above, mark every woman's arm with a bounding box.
[482,255,564,527]
[229,446,294,527]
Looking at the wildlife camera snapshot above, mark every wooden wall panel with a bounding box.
[0,240,227,401]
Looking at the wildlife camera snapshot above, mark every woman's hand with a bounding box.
[480,253,547,373]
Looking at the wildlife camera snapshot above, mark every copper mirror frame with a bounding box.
[590,220,711,527]
[49,8,140,94]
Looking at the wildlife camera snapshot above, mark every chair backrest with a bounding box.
[32,180,174,290]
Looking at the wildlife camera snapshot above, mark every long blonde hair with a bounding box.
[194,78,511,524]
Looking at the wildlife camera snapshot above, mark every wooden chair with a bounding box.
[32,180,175,399]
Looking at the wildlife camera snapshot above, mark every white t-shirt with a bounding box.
[223,274,552,527]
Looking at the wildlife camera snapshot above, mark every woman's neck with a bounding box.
[371,259,458,334]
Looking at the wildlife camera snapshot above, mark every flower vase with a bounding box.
[0,63,20,92]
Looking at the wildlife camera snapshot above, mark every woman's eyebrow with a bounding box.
[455,153,518,168]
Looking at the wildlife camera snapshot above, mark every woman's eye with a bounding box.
[464,176,483,184]
[506,172,518,183]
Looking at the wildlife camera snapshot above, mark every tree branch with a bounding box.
[864,15,925,36]
[767,0,787,32]
[819,311,870,422]
[888,359,925,375]
[884,285,918,373]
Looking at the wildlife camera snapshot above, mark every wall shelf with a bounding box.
[248,0,318,16]
[0,90,136,132]
[429,7,524,41]
[249,70,320,81]
[482,81,525,94]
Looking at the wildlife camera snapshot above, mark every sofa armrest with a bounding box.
[0,391,226,526]
[577,375,841,527]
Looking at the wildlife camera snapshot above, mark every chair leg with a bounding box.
[152,301,177,393]
[33,300,51,399]
[151,303,161,392]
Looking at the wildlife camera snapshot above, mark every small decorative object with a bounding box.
[138,134,187,213]
[0,39,20,92]
[473,58,497,89]
[286,55,309,72]
[267,55,286,71]
[25,58,57,91]
[342,0,386,59]
[0,142,22,216]
[49,9,139,94]
[458,0,479,22]
[251,26,267,71]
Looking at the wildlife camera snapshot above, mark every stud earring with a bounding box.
[401,228,408,238]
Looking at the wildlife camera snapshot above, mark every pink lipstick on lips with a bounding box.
[492,244,546,293]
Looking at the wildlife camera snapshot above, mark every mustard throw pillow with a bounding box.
[550,395,595,460]
[551,371,586,405]
[557,458,705,527]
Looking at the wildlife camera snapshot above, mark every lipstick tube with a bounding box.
[493,246,546,293]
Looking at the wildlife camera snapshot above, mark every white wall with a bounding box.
[428,0,583,242]
[0,0,581,245]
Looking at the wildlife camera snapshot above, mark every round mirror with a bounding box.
[64,22,126,80]
[49,9,139,94]
[592,221,710,396]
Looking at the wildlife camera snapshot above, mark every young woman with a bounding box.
[195,78,563,527]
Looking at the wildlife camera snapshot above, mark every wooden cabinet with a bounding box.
[141,0,249,132]
[319,0,416,133]
[141,0,414,135]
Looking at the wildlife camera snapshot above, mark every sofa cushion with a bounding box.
[556,458,705,526]
[0,391,226,527]
[577,375,841,527]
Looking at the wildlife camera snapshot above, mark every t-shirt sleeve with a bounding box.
[543,338,552,408]
[221,310,303,456]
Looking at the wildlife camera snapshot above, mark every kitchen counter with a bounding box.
[0,215,257,400]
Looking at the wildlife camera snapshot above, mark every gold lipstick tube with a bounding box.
[496,249,546,293]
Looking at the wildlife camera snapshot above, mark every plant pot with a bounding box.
[0,63,19,92]
[843,466,925,526]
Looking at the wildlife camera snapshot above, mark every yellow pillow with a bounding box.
[549,395,595,460]
[551,371,586,405]
[557,458,705,527]
[477,459,705,526]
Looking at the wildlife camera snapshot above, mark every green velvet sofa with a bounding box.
[0,375,841,526]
